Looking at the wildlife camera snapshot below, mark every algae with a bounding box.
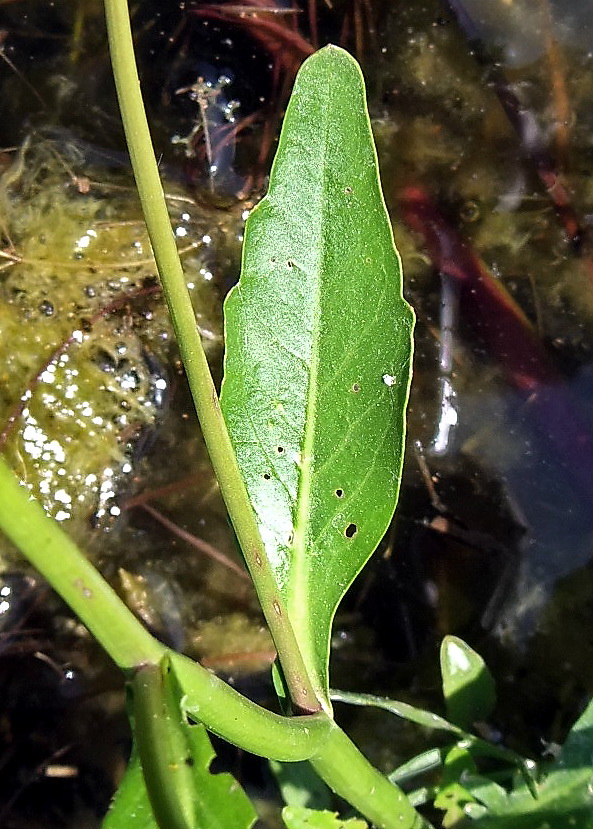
[0,136,224,532]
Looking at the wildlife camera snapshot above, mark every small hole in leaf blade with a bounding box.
[335,489,344,498]
[344,523,358,538]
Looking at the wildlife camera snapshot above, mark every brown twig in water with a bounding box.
[541,0,572,172]
[135,502,251,582]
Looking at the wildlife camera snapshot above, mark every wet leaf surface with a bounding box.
[221,46,413,702]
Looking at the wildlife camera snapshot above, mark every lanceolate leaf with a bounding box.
[221,45,414,704]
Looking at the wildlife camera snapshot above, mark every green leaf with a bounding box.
[221,44,414,705]
[463,700,593,827]
[557,694,593,768]
[464,763,593,828]
[331,688,464,735]
[434,783,478,828]
[440,636,496,729]
[282,806,368,829]
[270,760,334,811]
[389,748,445,787]
[103,749,159,829]
[131,659,257,829]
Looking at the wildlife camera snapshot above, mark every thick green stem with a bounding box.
[0,457,331,758]
[169,652,331,761]
[102,0,319,715]
[133,663,196,829]
[0,455,164,669]
[310,725,433,829]
[171,652,431,828]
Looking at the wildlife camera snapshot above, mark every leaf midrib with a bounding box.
[286,80,332,677]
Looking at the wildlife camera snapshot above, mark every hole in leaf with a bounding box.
[335,488,344,498]
[276,446,285,454]
[287,259,295,268]
[351,383,361,393]
[263,473,271,480]
[288,531,294,544]
[344,523,358,538]
[270,257,277,263]
[344,186,353,194]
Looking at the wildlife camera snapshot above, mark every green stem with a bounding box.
[133,662,196,829]
[310,725,433,829]
[102,0,320,715]
[172,651,430,827]
[169,652,331,761]
[0,455,164,669]
[0,451,428,825]
[0,457,331,758]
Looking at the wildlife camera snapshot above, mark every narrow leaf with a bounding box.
[331,688,464,735]
[440,636,496,729]
[221,44,414,704]
[282,806,368,829]
[103,750,159,829]
[389,748,445,786]
[270,759,334,811]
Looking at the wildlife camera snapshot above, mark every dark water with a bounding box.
[1,0,593,824]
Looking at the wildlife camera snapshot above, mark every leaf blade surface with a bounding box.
[221,45,413,703]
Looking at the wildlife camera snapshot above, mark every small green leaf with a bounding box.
[440,636,496,729]
[450,702,593,827]
[131,659,256,829]
[331,688,464,735]
[270,760,334,811]
[282,806,368,829]
[463,761,593,827]
[461,775,509,812]
[556,694,593,768]
[389,748,445,787]
[103,749,159,829]
[221,44,413,705]
[434,782,478,828]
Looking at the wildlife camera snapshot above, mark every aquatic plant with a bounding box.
[2,1,593,828]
